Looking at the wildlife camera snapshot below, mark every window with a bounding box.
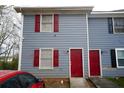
[0,76,21,88]
[116,48,124,68]
[18,74,38,88]
[39,48,53,69]
[41,15,53,32]
[113,18,124,33]
[35,14,59,32]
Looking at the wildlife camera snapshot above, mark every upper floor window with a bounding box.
[41,15,53,32]
[113,18,124,33]
[35,14,59,32]
[108,17,124,34]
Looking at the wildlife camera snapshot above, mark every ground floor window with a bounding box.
[39,48,53,69]
[116,48,124,68]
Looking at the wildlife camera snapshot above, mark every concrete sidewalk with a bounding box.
[70,78,95,88]
[89,78,120,88]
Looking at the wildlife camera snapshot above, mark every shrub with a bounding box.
[0,57,18,70]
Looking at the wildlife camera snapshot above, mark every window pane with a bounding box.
[117,50,124,59]
[115,28,124,33]
[40,49,53,69]
[42,24,52,32]
[42,15,52,23]
[41,60,52,67]
[118,59,124,66]
[41,49,52,58]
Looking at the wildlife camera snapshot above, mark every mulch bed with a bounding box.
[43,78,70,88]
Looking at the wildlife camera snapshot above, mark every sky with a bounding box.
[1,0,124,11]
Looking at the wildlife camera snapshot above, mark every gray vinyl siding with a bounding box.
[89,18,124,77]
[22,14,88,78]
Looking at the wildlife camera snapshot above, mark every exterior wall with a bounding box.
[88,18,124,77]
[22,14,88,78]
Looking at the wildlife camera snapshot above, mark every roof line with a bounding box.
[91,11,124,14]
[14,6,94,11]
[14,6,94,13]
[14,6,94,8]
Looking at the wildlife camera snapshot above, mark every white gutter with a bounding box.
[15,6,94,10]
[91,11,124,14]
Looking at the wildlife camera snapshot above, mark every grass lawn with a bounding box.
[108,77,124,87]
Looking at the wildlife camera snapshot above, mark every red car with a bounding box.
[0,70,45,88]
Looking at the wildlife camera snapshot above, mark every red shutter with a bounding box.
[34,49,39,67]
[54,14,59,32]
[53,49,59,67]
[35,15,40,32]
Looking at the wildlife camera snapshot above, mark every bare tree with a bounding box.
[0,5,21,63]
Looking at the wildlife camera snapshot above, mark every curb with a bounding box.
[87,78,99,88]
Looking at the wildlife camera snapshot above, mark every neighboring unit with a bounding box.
[89,12,124,76]
[14,6,124,78]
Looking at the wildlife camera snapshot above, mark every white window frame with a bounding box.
[115,48,124,68]
[40,14,54,32]
[113,17,124,34]
[39,48,53,69]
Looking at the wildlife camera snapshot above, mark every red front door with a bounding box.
[70,49,83,77]
[89,50,101,76]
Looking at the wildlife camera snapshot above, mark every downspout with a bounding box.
[86,13,90,77]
